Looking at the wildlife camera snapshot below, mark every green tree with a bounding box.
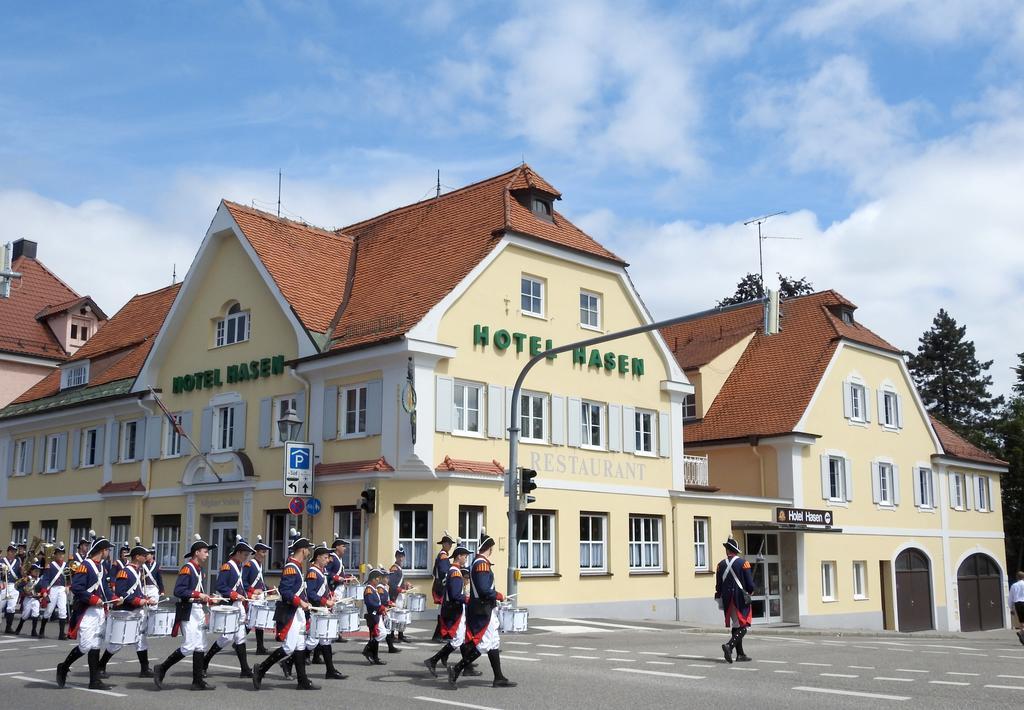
[717,273,814,307]
[998,395,1024,570]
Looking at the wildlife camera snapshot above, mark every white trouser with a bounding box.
[280,607,306,655]
[179,604,206,653]
[475,609,501,653]
[45,586,68,620]
[216,601,247,647]
[375,611,389,642]
[446,612,466,650]
[77,606,105,652]
[4,587,19,614]
[20,597,39,619]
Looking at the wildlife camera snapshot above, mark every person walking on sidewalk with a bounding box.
[1010,571,1024,645]
[715,537,756,664]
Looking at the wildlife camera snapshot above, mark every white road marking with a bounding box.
[849,666,875,670]
[536,644,562,648]
[503,650,528,654]
[605,658,637,663]
[531,625,612,635]
[537,653,562,657]
[920,651,948,655]
[413,696,505,710]
[0,638,31,644]
[998,655,1024,660]
[930,680,970,686]
[773,670,797,674]
[500,655,539,662]
[894,669,929,674]
[34,668,56,672]
[821,673,859,678]
[798,662,831,667]
[672,654,706,659]
[765,636,815,644]
[998,674,1024,679]
[758,659,788,664]
[960,652,987,657]
[30,645,57,650]
[570,646,596,651]
[543,617,659,631]
[0,671,23,676]
[985,684,1024,691]
[646,661,674,666]
[947,672,979,676]
[731,667,759,671]
[603,649,630,653]
[505,641,531,646]
[639,651,668,656]
[570,655,598,660]
[13,675,126,697]
[874,677,915,682]
[854,645,879,650]
[793,686,909,701]
[613,668,705,680]
[821,640,846,645]
[688,664,714,668]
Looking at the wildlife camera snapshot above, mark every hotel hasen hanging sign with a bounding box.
[472,324,644,377]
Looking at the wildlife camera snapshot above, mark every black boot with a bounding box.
[98,649,114,678]
[294,650,319,690]
[310,644,323,664]
[191,650,215,691]
[201,642,223,676]
[88,649,112,691]
[398,630,411,643]
[386,632,401,653]
[252,647,287,690]
[447,643,480,688]
[464,660,483,677]
[30,618,38,637]
[56,646,84,688]
[138,650,153,678]
[722,628,738,664]
[280,655,294,679]
[254,629,268,655]
[4,611,13,633]
[322,644,346,679]
[233,642,253,678]
[153,647,185,690]
[431,617,443,642]
[488,649,516,687]
[58,619,66,640]
[424,644,454,677]
[14,618,24,635]
[38,618,46,638]
[363,639,386,665]
[735,627,751,661]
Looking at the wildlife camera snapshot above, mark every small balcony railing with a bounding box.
[683,454,709,488]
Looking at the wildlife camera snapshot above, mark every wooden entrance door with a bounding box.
[957,553,1003,632]
[895,549,933,632]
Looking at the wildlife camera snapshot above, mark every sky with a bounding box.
[2,0,1023,395]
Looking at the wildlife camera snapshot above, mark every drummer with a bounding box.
[202,535,255,679]
[431,531,455,641]
[388,546,414,644]
[56,534,115,690]
[142,544,164,600]
[242,535,273,655]
[98,540,158,679]
[325,535,354,645]
[153,534,217,692]
[361,568,388,665]
[38,542,69,640]
[2,542,22,634]
[306,541,346,680]
[424,544,470,677]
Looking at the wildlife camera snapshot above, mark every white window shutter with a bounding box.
[23,438,34,474]
[107,424,120,463]
[145,415,162,459]
[435,377,453,434]
[892,464,901,505]
[322,386,338,441]
[842,381,853,419]
[912,467,922,507]
[948,472,957,508]
[895,394,904,429]
[504,387,515,439]
[871,461,881,503]
[95,424,105,463]
[56,432,68,471]
[608,405,622,452]
[622,406,635,454]
[985,477,994,513]
[199,407,213,454]
[35,435,45,472]
[567,398,581,447]
[931,469,939,508]
[70,428,81,469]
[820,454,830,500]
[964,473,974,509]
[877,389,886,424]
[551,396,565,445]
[259,397,273,447]
[179,412,192,439]
[487,385,504,439]
[364,381,382,437]
[659,411,671,458]
[843,457,853,501]
[2,440,13,477]
[232,402,247,450]
[862,388,871,423]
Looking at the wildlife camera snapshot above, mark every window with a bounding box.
[521,276,544,317]
[459,507,484,556]
[579,513,607,573]
[878,462,895,506]
[531,197,552,217]
[215,303,250,347]
[10,523,28,546]
[81,428,99,467]
[917,467,935,509]
[109,517,130,548]
[453,382,482,435]
[849,383,865,421]
[682,394,697,420]
[581,400,603,448]
[634,410,655,455]
[520,393,546,442]
[579,290,600,329]
[165,414,183,457]
[950,473,965,509]
[14,439,31,475]
[62,364,88,389]
[70,323,78,339]
[153,515,180,570]
[214,404,235,452]
[629,515,663,571]
[40,520,57,543]
[853,561,867,600]
[265,509,299,571]
[270,395,300,446]
[333,508,362,570]
[45,434,61,473]
[396,508,431,571]
[340,387,367,438]
[828,456,846,502]
[693,517,710,572]
[69,519,91,548]
[121,420,139,461]
[882,390,900,428]
[976,476,991,512]
[518,512,554,571]
[821,561,837,601]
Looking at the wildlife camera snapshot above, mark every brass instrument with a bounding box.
[26,535,43,562]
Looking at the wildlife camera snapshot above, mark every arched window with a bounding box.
[215,302,250,347]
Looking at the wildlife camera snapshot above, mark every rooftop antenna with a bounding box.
[172,264,176,285]
[277,170,282,217]
[436,169,441,199]
[0,242,22,299]
[742,211,801,291]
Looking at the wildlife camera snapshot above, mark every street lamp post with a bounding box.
[278,405,306,534]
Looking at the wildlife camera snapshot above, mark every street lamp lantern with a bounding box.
[277,406,303,443]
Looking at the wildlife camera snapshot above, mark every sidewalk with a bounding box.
[657,618,1016,641]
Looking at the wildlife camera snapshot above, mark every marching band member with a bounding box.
[448,531,515,689]
[14,563,42,636]
[202,535,255,678]
[424,544,470,677]
[2,543,22,634]
[306,541,346,680]
[375,565,401,654]
[56,535,117,690]
[431,531,455,641]
[715,537,756,664]
[38,542,70,639]
[388,546,414,644]
[98,540,158,679]
[325,534,353,645]
[142,544,164,599]
[361,568,388,665]
[114,542,130,572]
[73,536,90,569]
[242,535,272,654]
[252,529,317,691]
[153,534,217,691]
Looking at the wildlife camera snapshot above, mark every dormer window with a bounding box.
[215,302,250,347]
[532,197,552,218]
[70,318,90,344]
[60,362,89,390]
[840,309,854,324]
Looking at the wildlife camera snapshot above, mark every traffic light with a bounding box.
[517,468,537,511]
[359,487,376,514]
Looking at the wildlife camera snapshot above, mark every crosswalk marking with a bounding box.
[612,668,705,680]
[12,674,126,698]
[793,686,909,701]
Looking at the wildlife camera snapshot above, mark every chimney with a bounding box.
[764,289,781,335]
[12,238,37,260]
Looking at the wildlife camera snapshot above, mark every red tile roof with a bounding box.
[930,416,1007,467]
[436,456,505,476]
[98,480,146,494]
[663,290,900,443]
[35,296,108,322]
[315,457,395,476]
[0,256,82,361]
[508,164,562,198]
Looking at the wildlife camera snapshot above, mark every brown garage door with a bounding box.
[896,548,934,632]
[958,554,1004,632]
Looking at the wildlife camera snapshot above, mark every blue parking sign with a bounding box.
[284,442,314,497]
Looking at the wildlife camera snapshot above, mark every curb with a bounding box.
[670,623,1010,640]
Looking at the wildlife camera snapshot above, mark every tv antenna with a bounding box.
[743,211,801,290]
[277,170,282,217]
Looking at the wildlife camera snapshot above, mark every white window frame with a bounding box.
[44,433,61,473]
[10,523,28,546]
[852,560,867,600]
[693,517,710,572]
[950,472,965,510]
[69,520,91,549]
[40,520,57,543]
[153,515,180,570]
[520,275,545,318]
[520,392,547,443]
[213,404,235,453]
[61,362,89,390]
[634,409,656,455]
[918,467,935,509]
[828,456,847,502]
[459,506,484,556]
[628,515,664,572]
[109,518,130,548]
[121,420,140,462]
[81,427,100,467]
[976,475,991,512]
[273,394,300,446]
[70,317,90,344]
[579,513,607,574]
[164,414,183,458]
[395,507,432,573]
[332,508,362,570]
[682,393,697,420]
[14,439,31,476]
[518,511,554,573]
[882,389,899,429]
[339,386,367,439]
[821,560,837,601]
[581,400,604,449]
[579,290,601,330]
[452,381,484,436]
[214,303,250,347]
[878,462,895,506]
[849,382,866,422]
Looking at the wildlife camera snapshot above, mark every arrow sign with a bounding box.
[283,441,315,498]
[306,498,322,516]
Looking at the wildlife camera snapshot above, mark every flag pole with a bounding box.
[148,387,224,483]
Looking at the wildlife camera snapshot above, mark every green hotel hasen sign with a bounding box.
[172,354,286,394]
[473,324,644,377]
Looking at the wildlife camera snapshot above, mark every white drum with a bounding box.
[499,606,529,633]
[143,584,159,602]
[146,608,175,637]
[338,608,359,633]
[406,593,427,612]
[342,582,364,605]
[106,610,143,645]
[309,611,340,640]
[247,601,275,630]
[209,606,241,634]
[390,608,411,629]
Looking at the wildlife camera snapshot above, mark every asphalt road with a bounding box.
[3,618,1024,709]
